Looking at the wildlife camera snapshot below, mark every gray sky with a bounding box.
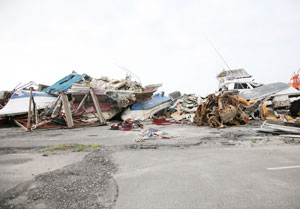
[0,0,299,95]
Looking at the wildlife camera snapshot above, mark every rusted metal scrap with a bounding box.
[194,93,262,128]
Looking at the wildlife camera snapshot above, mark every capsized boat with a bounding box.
[0,90,57,117]
[121,92,172,121]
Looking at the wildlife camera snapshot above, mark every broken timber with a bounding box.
[26,87,33,131]
[255,121,300,135]
[90,88,106,124]
[14,119,27,131]
[61,92,74,128]
[74,93,88,115]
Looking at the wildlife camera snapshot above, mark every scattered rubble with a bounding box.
[110,119,143,131]
[255,121,300,135]
[136,128,177,142]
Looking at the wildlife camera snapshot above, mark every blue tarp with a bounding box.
[131,92,171,110]
[43,73,84,94]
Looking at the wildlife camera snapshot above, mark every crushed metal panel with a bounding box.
[194,92,250,128]
[168,91,182,101]
[272,95,290,109]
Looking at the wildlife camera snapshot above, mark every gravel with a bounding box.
[0,148,118,209]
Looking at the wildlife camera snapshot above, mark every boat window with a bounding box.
[250,83,261,88]
[234,83,249,89]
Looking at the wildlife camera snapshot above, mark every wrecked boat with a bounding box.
[8,72,164,131]
[67,76,162,120]
[0,90,57,117]
[217,69,263,92]
[121,92,172,121]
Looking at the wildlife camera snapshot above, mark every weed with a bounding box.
[43,143,101,152]
[90,144,101,149]
[76,145,87,152]
[44,144,66,151]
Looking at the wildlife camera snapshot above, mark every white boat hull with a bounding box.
[0,90,57,117]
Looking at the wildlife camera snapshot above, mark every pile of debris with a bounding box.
[0,72,163,131]
[194,92,266,128]
[238,82,300,119]
[1,68,300,131]
[169,94,201,123]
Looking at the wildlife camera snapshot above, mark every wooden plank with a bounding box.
[32,96,39,124]
[26,87,33,131]
[89,88,106,124]
[280,135,300,138]
[61,92,74,128]
[14,119,27,131]
[31,120,52,130]
[51,95,62,118]
[74,94,88,115]
[45,94,60,116]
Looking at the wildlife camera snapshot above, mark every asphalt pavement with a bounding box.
[113,146,300,209]
[0,121,299,209]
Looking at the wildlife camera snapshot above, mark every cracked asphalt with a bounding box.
[0,121,300,209]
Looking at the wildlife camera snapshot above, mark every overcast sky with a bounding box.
[0,0,299,95]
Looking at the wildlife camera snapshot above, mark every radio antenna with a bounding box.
[114,63,141,84]
[206,38,232,71]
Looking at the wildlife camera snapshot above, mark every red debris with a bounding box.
[152,118,184,126]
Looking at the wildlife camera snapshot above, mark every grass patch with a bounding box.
[44,144,67,151]
[76,145,87,152]
[43,143,101,152]
[252,139,257,143]
[90,144,101,149]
